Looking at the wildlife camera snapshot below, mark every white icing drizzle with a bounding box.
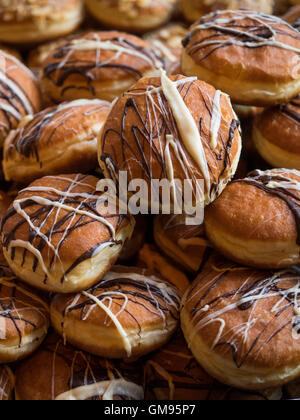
[210,90,222,149]
[245,168,300,192]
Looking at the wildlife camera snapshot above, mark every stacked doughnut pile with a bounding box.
[0,0,300,401]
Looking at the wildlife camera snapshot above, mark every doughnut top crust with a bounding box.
[3,99,111,182]
[207,168,300,244]
[255,95,300,154]
[100,73,241,207]
[41,31,164,94]
[52,266,182,357]
[0,0,80,23]
[183,10,300,85]
[0,51,41,143]
[0,366,13,400]
[15,334,144,400]
[182,257,300,371]
[0,277,49,344]
[100,0,176,17]
[1,174,134,290]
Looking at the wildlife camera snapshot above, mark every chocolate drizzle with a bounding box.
[278,95,300,125]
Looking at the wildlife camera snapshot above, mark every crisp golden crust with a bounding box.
[51,266,181,359]
[154,215,210,274]
[15,334,144,400]
[181,257,300,390]
[3,99,111,184]
[182,10,300,106]
[85,0,176,32]
[1,174,135,293]
[0,278,49,363]
[205,169,300,268]
[145,331,282,400]
[180,0,274,22]
[0,0,83,44]
[99,74,241,209]
[40,31,164,103]
[0,366,14,400]
[0,51,41,145]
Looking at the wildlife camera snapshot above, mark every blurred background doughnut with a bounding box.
[0,0,84,45]
[1,174,135,293]
[40,31,164,103]
[182,10,300,106]
[3,99,111,184]
[15,334,144,400]
[50,266,181,359]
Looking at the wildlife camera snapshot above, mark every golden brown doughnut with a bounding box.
[252,95,300,169]
[154,214,210,274]
[85,0,177,33]
[181,257,300,390]
[0,366,14,400]
[145,331,283,400]
[205,169,300,269]
[40,31,164,103]
[50,266,181,359]
[3,99,111,184]
[15,333,144,400]
[180,0,274,23]
[0,0,84,45]
[99,73,241,210]
[182,10,300,106]
[1,174,135,293]
[0,51,41,146]
[0,277,49,363]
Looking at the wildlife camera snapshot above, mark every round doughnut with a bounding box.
[3,99,111,184]
[138,243,190,294]
[50,266,181,359]
[0,276,49,363]
[0,51,41,146]
[1,174,135,293]
[119,215,148,262]
[182,10,300,106]
[145,331,283,400]
[40,31,164,103]
[0,0,83,45]
[181,258,300,390]
[144,23,187,74]
[180,0,274,23]
[0,366,14,400]
[15,333,144,400]
[252,95,300,169]
[154,214,210,275]
[99,72,241,210]
[205,169,300,269]
[85,0,176,33]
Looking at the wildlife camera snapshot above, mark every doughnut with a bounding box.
[0,366,14,400]
[205,169,300,269]
[50,266,181,359]
[1,174,135,293]
[15,334,144,400]
[144,23,188,74]
[154,215,210,274]
[181,258,300,390]
[99,72,241,210]
[119,215,148,262]
[84,0,177,33]
[0,51,41,146]
[0,0,83,45]
[138,243,190,293]
[145,331,283,400]
[180,0,274,23]
[40,31,164,103]
[0,276,49,363]
[3,99,111,184]
[182,10,300,106]
[252,95,300,169]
